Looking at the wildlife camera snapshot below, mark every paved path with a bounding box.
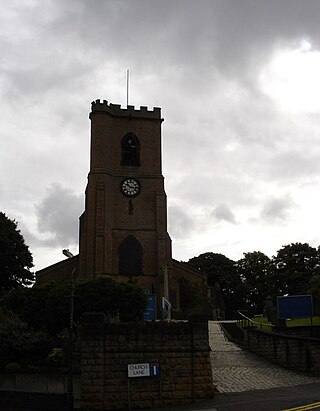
[209,321,320,393]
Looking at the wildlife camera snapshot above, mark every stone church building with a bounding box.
[37,100,209,318]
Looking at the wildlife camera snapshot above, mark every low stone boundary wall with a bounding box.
[81,314,215,410]
[277,325,320,339]
[243,328,320,374]
[0,373,81,410]
[0,391,65,411]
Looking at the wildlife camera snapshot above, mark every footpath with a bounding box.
[146,321,320,411]
[209,321,320,392]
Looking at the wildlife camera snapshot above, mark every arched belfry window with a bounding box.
[121,133,140,166]
[118,235,143,275]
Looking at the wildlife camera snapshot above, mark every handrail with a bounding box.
[237,311,254,323]
[237,310,275,330]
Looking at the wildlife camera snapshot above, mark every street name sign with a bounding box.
[127,362,160,378]
[128,363,150,378]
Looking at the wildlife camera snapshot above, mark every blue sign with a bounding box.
[149,362,160,377]
[277,295,313,319]
[144,294,156,321]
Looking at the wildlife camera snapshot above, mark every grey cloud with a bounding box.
[167,171,258,210]
[168,204,195,239]
[5,1,320,88]
[66,0,320,83]
[268,151,320,182]
[2,0,320,270]
[16,221,44,250]
[4,0,320,111]
[202,1,320,96]
[0,3,91,101]
[35,183,83,247]
[260,196,294,222]
[212,203,236,224]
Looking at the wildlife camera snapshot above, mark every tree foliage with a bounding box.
[1,277,148,334]
[272,242,320,297]
[308,270,320,313]
[185,243,320,318]
[179,278,204,312]
[0,212,34,292]
[186,252,244,318]
[236,251,271,315]
[0,309,51,369]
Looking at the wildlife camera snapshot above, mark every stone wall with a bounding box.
[0,373,81,410]
[276,325,320,339]
[81,314,215,410]
[243,327,320,374]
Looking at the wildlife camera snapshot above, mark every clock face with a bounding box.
[120,178,141,197]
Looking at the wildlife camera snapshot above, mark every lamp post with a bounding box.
[62,249,75,411]
[161,264,171,320]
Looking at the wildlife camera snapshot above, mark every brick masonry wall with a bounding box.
[0,373,81,410]
[81,314,215,410]
[244,328,320,374]
[0,391,66,411]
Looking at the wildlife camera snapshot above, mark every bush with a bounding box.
[0,309,52,369]
[1,277,148,335]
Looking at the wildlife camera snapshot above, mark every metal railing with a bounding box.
[237,311,275,331]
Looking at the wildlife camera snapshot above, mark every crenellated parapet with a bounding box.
[90,99,161,119]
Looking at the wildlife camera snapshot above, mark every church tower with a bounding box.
[79,100,172,298]
[37,99,209,318]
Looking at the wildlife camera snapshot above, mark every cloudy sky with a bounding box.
[2,0,320,271]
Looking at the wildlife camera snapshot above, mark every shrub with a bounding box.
[1,277,148,335]
[0,309,52,369]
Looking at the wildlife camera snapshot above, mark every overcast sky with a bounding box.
[2,0,320,271]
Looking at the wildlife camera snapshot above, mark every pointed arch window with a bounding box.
[118,235,143,275]
[121,133,140,167]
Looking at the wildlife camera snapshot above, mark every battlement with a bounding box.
[91,99,161,119]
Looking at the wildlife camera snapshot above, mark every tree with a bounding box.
[272,242,320,297]
[1,277,148,334]
[0,309,50,370]
[308,269,320,314]
[0,212,34,292]
[179,278,204,312]
[236,251,272,315]
[186,252,245,318]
